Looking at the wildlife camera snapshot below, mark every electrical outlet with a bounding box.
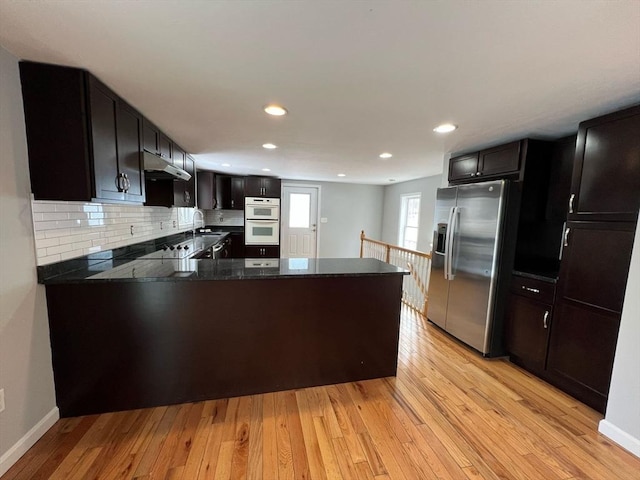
[0,388,5,413]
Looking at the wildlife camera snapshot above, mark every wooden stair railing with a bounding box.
[360,231,432,318]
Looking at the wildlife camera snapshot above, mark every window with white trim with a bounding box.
[398,193,421,250]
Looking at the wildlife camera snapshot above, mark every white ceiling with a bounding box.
[1,1,639,185]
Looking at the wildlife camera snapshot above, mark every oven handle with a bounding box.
[245,218,279,222]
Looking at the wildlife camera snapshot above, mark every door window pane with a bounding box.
[289,193,310,228]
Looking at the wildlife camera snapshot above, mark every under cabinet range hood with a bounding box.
[143,151,191,181]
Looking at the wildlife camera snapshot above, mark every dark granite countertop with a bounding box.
[201,225,244,233]
[41,257,408,284]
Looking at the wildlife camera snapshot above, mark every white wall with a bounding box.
[0,47,58,474]
[282,180,384,258]
[599,219,640,457]
[381,175,443,253]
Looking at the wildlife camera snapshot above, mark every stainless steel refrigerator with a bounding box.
[428,179,517,357]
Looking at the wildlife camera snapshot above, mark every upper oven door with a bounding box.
[245,197,280,220]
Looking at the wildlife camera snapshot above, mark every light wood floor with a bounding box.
[3,308,639,480]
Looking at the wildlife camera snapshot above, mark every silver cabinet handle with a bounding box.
[231,199,234,208]
[543,310,549,329]
[568,194,575,214]
[564,227,570,247]
[522,286,540,294]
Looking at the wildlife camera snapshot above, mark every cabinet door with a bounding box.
[231,177,245,209]
[505,295,552,373]
[173,144,185,171]
[558,222,635,313]
[448,153,478,182]
[546,301,620,412]
[159,134,172,161]
[478,141,521,178]
[142,120,159,154]
[215,176,232,209]
[183,156,196,207]
[116,102,145,202]
[244,177,262,197]
[19,62,93,201]
[229,232,245,258]
[89,78,123,202]
[569,106,640,222]
[263,177,281,197]
[172,167,193,207]
[197,171,216,209]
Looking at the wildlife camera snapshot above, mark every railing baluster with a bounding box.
[359,231,431,318]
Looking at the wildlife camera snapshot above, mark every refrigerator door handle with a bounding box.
[444,206,455,280]
[447,207,459,280]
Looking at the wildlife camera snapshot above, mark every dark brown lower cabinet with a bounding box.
[546,301,621,412]
[229,232,245,258]
[506,294,552,374]
[245,245,279,258]
[544,221,635,413]
[45,273,404,417]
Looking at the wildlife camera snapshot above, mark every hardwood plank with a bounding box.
[284,390,310,480]
[247,394,264,480]
[228,395,252,479]
[261,392,278,480]
[195,414,225,479]
[275,391,294,480]
[295,389,328,480]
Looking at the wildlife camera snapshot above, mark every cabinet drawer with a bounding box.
[510,276,555,304]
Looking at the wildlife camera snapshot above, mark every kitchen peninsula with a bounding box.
[40,251,407,417]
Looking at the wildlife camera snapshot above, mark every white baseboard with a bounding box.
[598,419,640,458]
[0,407,59,477]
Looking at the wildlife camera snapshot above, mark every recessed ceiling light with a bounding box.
[379,152,393,159]
[433,123,457,133]
[337,173,346,177]
[389,179,396,182]
[262,168,271,172]
[262,143,277,149]
[264,104,288,116]
[221,163,231,167]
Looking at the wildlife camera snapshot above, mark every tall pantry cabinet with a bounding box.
[546,105,639,412]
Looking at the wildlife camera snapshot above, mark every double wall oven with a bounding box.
[245,197,280,245]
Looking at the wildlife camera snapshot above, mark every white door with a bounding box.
[281,185,319,258]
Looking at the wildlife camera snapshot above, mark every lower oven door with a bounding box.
[245,219,280,245]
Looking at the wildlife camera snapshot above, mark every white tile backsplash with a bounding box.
[204,209,244,226]
[32,200,205,265]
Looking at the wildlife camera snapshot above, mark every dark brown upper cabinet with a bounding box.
[216,176,245,209]
[244,176,282,198]
[568,105,640,223]
[172,144,186,171]
[20,62,145,204]
[197,171,217,210]
[448,153,479,182]
[159,133,172,161]
[449,140,524,184]
[173,155,195,207]
[143,119,160,155]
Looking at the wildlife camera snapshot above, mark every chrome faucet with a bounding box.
[192,209,204,237]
